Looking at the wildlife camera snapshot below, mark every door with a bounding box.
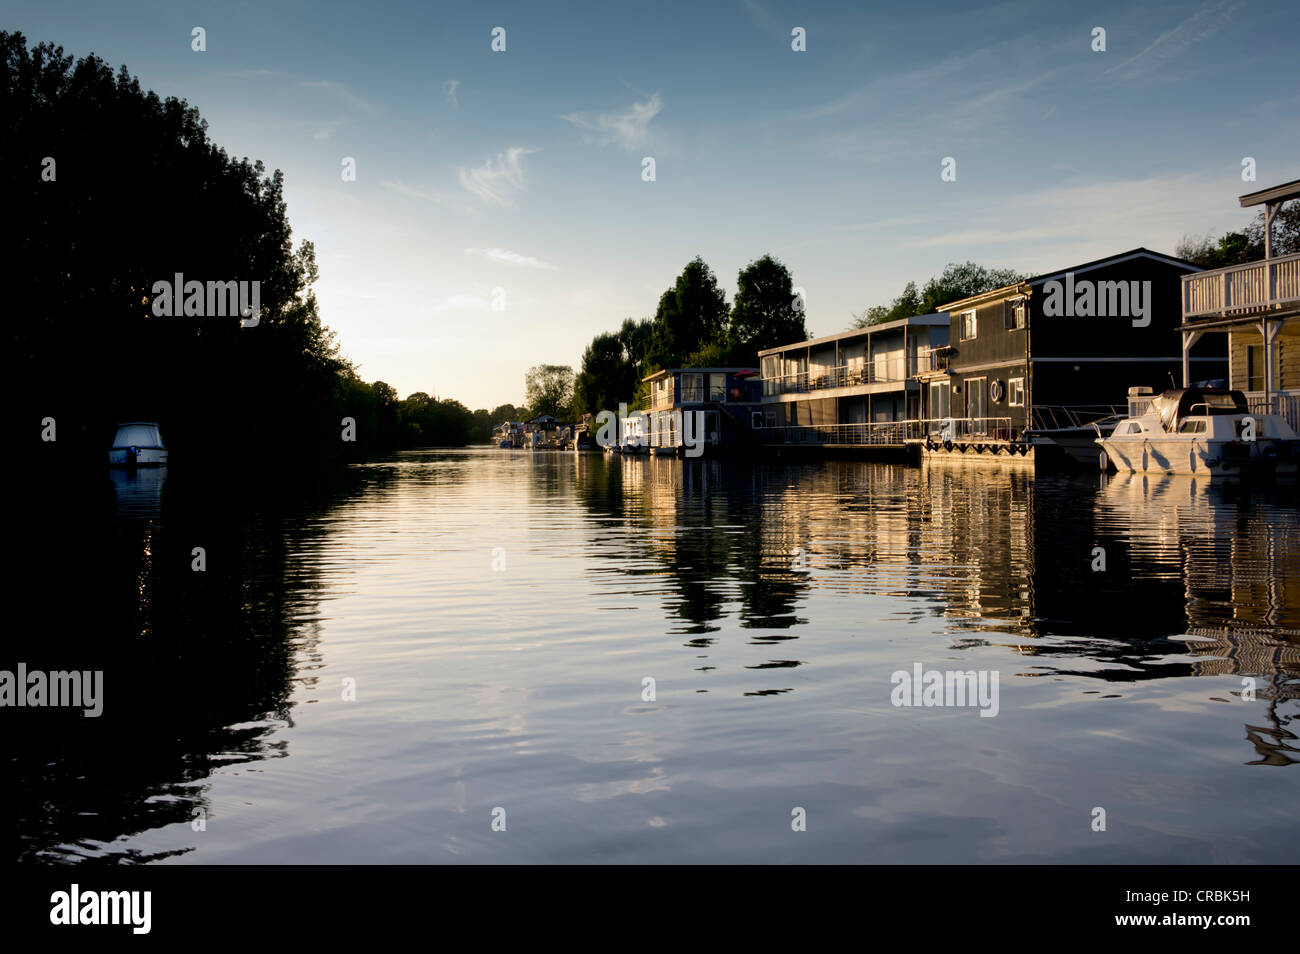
[966,376,986,428]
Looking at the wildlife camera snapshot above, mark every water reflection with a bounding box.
[13,450,1300,864]
[573,454,1300,761]
[10,467,360,863]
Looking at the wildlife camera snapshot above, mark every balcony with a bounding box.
[1182,250,1300,322]
[762,356,912,397]
[914,346,951,374]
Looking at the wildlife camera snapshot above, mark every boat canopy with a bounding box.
[1150,388,1247,432]
[112,422,164,448]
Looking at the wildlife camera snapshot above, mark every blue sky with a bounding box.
[8,0,1298,408]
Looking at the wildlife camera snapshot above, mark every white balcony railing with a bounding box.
[1245,391,1300,431]
[762,357,913,397]
[914,347,948,373]
[760,417,1016,446]
[1182,250,1300,320]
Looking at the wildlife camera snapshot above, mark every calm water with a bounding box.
[10,450,1300,864]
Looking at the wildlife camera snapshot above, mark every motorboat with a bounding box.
[1098,386,1299,476]
[108,422,168,467]
[1025,406,1124,467]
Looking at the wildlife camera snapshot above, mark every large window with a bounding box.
[709,373,726,401]
[960,310,977,341]
[680,373,704,403]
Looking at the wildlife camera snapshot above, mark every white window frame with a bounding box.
[1005,300,1026,330]
[960,309,977,341]
[1008,377,1025,407]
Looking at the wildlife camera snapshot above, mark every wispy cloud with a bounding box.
[299,80,379,116]
[903,171,1239,259]
[1106,0,1242,81]
[466,248,558,270]
[443,79,460,108]
[296,119,345,143]
[380,179,479,216]
[562,94,662,150]
[458,147,535,206]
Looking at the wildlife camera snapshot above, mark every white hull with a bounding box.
[108,447,168,466]
[108,423,168,466]
[1097,436,1294,476]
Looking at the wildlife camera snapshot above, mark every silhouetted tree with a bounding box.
[728,254,807,364]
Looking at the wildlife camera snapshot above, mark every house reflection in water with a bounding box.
[573,451,1300,763]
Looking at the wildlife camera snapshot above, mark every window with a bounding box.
[680,373,703,403]
[709,373,726,401]
[1008,377,1025,407]
[1246,344,1266,392]
[960,310,977,341]
[1004,300,1026,330]
[1178,419,1207,434]
[1125,422,1143,434]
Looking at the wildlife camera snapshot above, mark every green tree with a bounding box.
[728,254,808,364]
[1176,202,1299,268]
[490,403,524,422]
[524,364,575,419]
[2,31,346,463]
[574,332,631,416]
[851,265,1026,328]
[645,257,729,369]
[572,317,655,415]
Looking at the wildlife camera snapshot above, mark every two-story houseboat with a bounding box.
[1178,178,1300,431]
[917,248,1228,465]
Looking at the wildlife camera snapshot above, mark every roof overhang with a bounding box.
[939,282,1033,313]
[757,313,949,357]
[1240,178,1300,208]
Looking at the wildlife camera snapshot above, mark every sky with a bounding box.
[6,0,1298,408]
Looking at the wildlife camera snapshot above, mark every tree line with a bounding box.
[549,253,810,420]
[2,31,516,461]
[1175,203,1300,268]
[850,261,1030,328]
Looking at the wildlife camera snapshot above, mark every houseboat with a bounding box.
[637,367,763,457]
[108,422,168,467]
[493,421,524,448]
[758,314,948,454]
[1097,385,1299,476]
[1178,177,1300,432]
[918,247,1227,466]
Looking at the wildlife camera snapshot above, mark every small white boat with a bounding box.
[1098,387,1299,477]
[108,422,168,467]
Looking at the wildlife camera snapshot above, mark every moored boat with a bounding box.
[108,422,168,467]
[1097,386,1299,476]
